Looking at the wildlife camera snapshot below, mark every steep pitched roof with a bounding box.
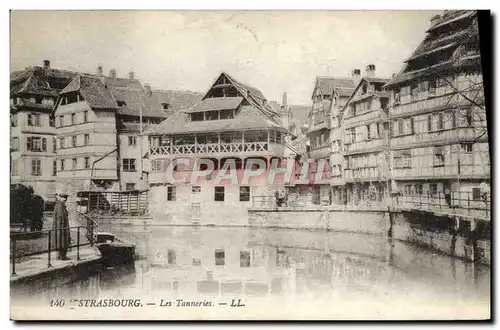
[10,66,77,97]
[186,97,243,113]
[313,76,356,99]
[144,105,287,135]
[341,77,391,115]
[61,75,118,110]
[149,90,203,114]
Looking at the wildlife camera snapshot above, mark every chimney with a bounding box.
[129,71,135,80]
[97,65,103,76]
[282,92,288,108]
[43,60,50,69]
[144,83,152,96]
[109,69,116,79]
[430,14,441,27]
[365,64,376,78]
[351,68,362,85]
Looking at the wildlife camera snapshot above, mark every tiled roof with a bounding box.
[63,75,117,110]
[144,105,287,135]
[186,97,243,113]
[149,89,203,114]
[10,66,77,97]
[427,10,476,32]
[314,77,356,99]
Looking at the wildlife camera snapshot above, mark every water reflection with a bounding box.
[11,226,490,319]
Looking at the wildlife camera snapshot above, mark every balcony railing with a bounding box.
[344,138,385,154]
[392,191,490,221]
[149,142,273,156]
[391,127,483,148]
[344,166,388,181]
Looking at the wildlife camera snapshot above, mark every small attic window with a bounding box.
[117,101,127,107]
[161,103,170,110]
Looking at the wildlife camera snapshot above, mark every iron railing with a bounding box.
[76,190,148,216]
[10,217,98,277]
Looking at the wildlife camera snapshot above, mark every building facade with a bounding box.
[10,60,76,200]
[145,72,292,224]
[341,66,390,208]
[384,10,490,220]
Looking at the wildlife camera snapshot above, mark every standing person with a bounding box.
[53,193,71,260]
[275,190,280,208]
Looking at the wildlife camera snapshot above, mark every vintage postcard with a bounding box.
[9,10,491,321]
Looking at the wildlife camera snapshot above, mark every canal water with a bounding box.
[11,226,490,320]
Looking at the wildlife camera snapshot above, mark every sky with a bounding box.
[10,10,441,105]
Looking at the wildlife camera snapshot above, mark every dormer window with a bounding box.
[117,101,127,107]
[161,103,170,110]
[362,84,367,94]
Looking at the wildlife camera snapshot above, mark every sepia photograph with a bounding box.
[8,9,491,321]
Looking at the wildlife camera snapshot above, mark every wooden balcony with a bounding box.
[309,145,330,159]
[391,128,484,149]
[148,142,285,158]
[344,166,388,182]
[392,163,490,180]
[344,138,386,155]
[391,191,490,222]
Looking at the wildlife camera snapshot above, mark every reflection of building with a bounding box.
[10,60,76,200]
[145,72,293,225]
[341,66,390,207]
[384,10,490,220]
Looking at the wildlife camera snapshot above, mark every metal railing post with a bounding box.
[47,229,52,267]
[77,226,80,261]
[11,238,17,276]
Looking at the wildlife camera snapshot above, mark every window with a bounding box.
[430,184,438,196]
[72,158,78,169]
[151,159,163,172]
[240,251,251,267]
[398,119,404,136]
[450,111,457,128]
[26,137,47,152]
[117,101,127,107]
[366,125,371,140]
[60,159,65,171]
[83,111,88,123]
[472,188,481,201]
[434,146,445,167]
[126,183,136,190]
[161,103,170,110]
[60,137,65,149]
[71,113,76,125]
[192,186,201,193]
[150,136,160,148]
[415,184,423,195]
[429,80,436,95]
[72,136,77,147]
[123,158,136,172]
[167,186,176,201]
[11,159,19,176]
[410,84,418,97]
[58,116,64,127]
[460,143,473,153]
[214,186,225,202]
[192,258,201,266]
[11,137,19,151]
[394,151,411,169]
[84,157,90,169]
[240,186,250,202]
[84,134,90,146]
[167,250,176,265]
[465,109,473,126]
[52,160,57,176]
[215,249,225,266]
[394,89,401,103]
[427,114,432,132]
[27,114,41,127]
[31,159,41,176]
[128,136,137,147]
[436,113,444,130]
[10,114,18,127]
[191,112,204,121]
[52,137,56,152]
